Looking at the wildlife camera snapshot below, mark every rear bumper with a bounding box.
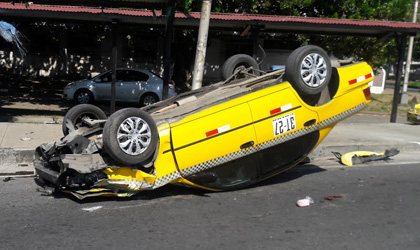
[407,111,420,124]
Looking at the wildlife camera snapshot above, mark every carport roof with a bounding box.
[1,2,420,36]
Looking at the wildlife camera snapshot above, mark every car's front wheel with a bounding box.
[74,89,94,104]
[103,108,158,166]
[285,45,332,97]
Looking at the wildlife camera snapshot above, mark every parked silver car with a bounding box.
[63,68,177,106]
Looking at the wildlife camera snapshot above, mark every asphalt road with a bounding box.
[1,163,420,250]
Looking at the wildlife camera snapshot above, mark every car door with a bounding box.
[113,70,131,101]
[119,70,150,102]
[93,72,112,100]
[247,87,320,176]
[170,102,260,189]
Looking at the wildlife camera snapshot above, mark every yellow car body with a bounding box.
[34,45,373,199]
[407,103,420,124]
[48,62,373,199]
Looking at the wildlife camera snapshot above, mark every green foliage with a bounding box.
[177,0,415,67]
[178,0,412,20]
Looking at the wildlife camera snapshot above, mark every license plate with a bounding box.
[273,113,296,136]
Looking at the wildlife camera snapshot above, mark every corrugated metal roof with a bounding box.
[1,2,420,35]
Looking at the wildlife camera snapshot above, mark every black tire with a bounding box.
[103,108,158,166]
[221,54,259,80]
[285,45,332,96]
[74,89,94,104]
[140,93,159,107]
[62,104,107,136]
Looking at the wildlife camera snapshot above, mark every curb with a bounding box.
[0,148,35,176]
[0,148,34,165]
[309,142,420,159]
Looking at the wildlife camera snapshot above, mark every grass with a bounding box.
[365,93,418,115]
[408,82,420,88]
[385,79,420,88]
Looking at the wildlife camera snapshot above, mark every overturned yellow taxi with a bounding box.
[407,103,420,124]
[34,45,373,199]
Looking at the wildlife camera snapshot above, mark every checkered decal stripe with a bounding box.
[148,103,368,189]
[154,171,182,188]
[177,103,367,179]
[94,178,154,191]
[108,179,154,190]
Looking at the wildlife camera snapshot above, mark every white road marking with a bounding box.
[82,206,103,212]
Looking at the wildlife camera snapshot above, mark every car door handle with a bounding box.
[304,119,316,127]
[240,141,254,150]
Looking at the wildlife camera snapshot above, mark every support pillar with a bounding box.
[192,0,212,90]
[110,20,118,114]
[162,0,176,100]
[390,35,407,123]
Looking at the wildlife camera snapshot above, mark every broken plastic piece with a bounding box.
[324,195,342,201]
[296,196,314,207]
[332,148,399,167]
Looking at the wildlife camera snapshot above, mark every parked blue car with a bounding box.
[63,68,177,106]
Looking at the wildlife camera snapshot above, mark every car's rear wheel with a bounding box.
[103,108,158,166]
[140,93,159,107]
[221,54,259,80]
[62,104,107,136]
[74,89,94,104]
[285,45,332,97]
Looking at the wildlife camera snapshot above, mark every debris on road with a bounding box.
[36,186,55,196]
[43,117,61,124]
[3,177,14,182]
[324,195,342,201]
[20,137,32,141]
[332,148,400,166]
[296,196,314,207]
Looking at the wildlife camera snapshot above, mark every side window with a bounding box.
[130,71,149,81]
[116,70,130,82]
[98,72,111,83]
[116,70,149,82]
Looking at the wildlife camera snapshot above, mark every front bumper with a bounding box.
[33,127,158,199]
[407,110,420,124]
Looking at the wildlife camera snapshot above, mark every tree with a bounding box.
[177,0,414,67]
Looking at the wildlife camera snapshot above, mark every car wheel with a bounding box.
[74,89,94,104]
[103,108,158,166]
[62,104,107,136]
[285,45,332,96]
[140,93,159,107]
[221,54,259,80]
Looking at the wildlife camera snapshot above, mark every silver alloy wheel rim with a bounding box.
[117,116,151,156]
[77,92,90,103]
[143,95,156,106]
[300,53,328,88]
